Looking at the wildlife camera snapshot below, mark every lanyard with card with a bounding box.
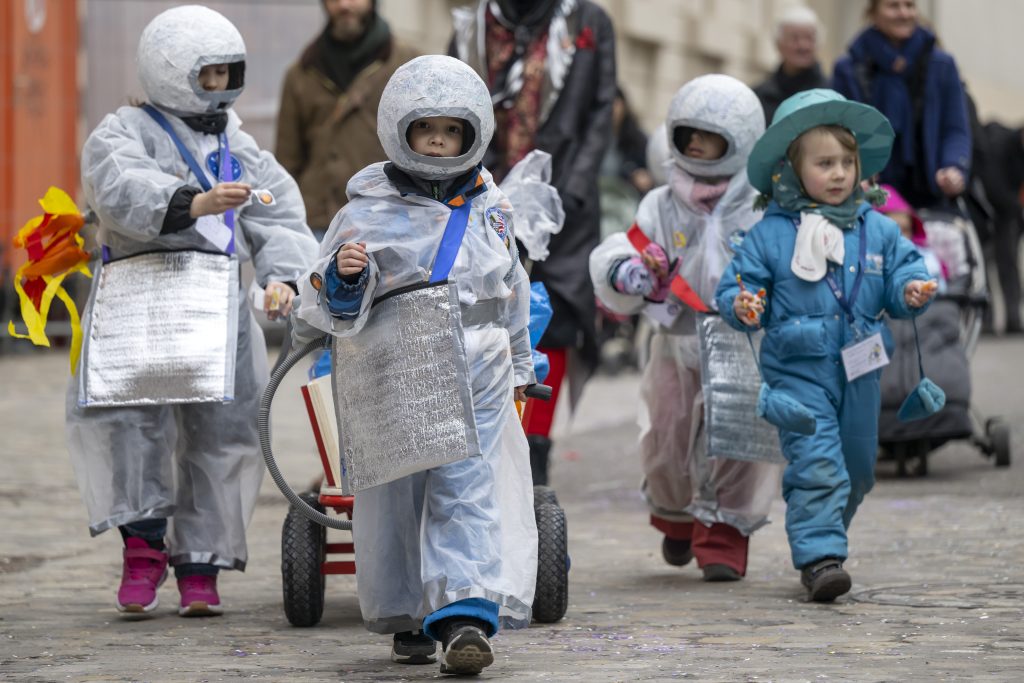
[143,104,236,252]
[821,219,889,381]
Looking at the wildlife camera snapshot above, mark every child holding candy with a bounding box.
[590,75,782,582]
[715,89,937,602]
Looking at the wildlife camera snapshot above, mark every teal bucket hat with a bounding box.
[747,88,895,194]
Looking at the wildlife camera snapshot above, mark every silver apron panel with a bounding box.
[697,313,786,464]
[78,250,239,407]
[331,281,481,494]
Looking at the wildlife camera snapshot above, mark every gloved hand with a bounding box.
[641,242,680,303]
[611,256,653,296]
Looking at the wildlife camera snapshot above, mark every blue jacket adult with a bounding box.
[715,202,929,569]
[832,26,971,207]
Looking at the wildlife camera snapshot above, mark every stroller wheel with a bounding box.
[532,503,568,623]
[281,491,327,627]
[987,419,1012,468]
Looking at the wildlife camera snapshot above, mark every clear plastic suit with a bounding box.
[589,75,781,538]
[67,5,317,569]
[294,55,538,633]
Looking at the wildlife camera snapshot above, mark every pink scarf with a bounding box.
[669,165,730,214]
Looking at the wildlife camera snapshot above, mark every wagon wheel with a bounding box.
[533,485,559,508]
[281,491,326,627]
[532,503,568,623]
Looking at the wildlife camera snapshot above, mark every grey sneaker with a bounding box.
[439,621,494,675]
[801,558,852,602]
[391,630,437,664]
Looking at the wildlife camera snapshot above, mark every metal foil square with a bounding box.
[331,281,480,494]
[79,251,238,407]
[697,313,786,464]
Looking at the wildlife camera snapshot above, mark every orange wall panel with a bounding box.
[1,0,79,275]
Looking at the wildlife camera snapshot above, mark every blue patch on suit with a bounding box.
[206,150,243,181]
[485,207,510,247]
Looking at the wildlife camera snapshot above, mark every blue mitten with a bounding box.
[897,377,946,422]
[611,257,653,297]
[757,383,817,435]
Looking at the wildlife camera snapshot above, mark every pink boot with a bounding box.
[116,537,169,614]
[177,575,223,617]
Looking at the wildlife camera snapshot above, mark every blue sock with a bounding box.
[421,598,500,641]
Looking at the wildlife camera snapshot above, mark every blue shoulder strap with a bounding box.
[430,201,473,283]
[141,104,236,256]
[429,173,487,283]
[141,105,213,192]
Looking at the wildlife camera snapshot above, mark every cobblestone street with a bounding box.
[1,337,1022,681]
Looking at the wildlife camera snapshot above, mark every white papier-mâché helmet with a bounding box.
[666,74,765,178]
[377,55,495,181]
[137,5,246,116]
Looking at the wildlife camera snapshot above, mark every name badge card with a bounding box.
[644,298,684,329]
[840,332,889,382]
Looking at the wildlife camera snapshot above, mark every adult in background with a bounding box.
[753,5,828,126]
[450,0,617,486]
[975,122,1024,333]
[832,0,971,209]
[276,0,418,236]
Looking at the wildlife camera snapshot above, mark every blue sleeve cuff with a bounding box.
[324,257,368,320]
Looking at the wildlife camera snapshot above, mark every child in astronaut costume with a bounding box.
[68,6,316,616]
[293,55,536,675]
[590,75,782,581]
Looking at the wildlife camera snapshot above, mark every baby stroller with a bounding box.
[878,203,1012,476]
[257,296,570,628]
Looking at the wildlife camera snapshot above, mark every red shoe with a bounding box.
[693,522,749,578]
[116,538,168,614]
[177,575,223,617]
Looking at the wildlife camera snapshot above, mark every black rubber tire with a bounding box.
[281,491,326,627]
[990,420,1012,468]
[532,502,568,624]
[533,485,559,508]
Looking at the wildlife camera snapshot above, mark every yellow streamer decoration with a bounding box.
[7,187,93,373]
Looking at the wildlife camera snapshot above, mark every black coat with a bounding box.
[452,1,617,362]
[752,63,828,126]
[527,2,616,357]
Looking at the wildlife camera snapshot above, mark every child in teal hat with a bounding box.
[715,89,939,602]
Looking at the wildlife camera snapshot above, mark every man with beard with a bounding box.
[276,0,418,236]
[753,6,828,125]
[450,0,617,487]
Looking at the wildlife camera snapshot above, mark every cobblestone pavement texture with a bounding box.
[1,337,1022,682]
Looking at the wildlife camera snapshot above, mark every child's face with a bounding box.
[198,63,230,92]
[682,128,728,161]
[795,130,857,205]
[408,116,465,158]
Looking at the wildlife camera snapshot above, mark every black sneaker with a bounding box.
[438,620,494,675]
[801,558,852,602]
[661,537,693,567]
[701,563,741,582]
[391,630,437,665]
